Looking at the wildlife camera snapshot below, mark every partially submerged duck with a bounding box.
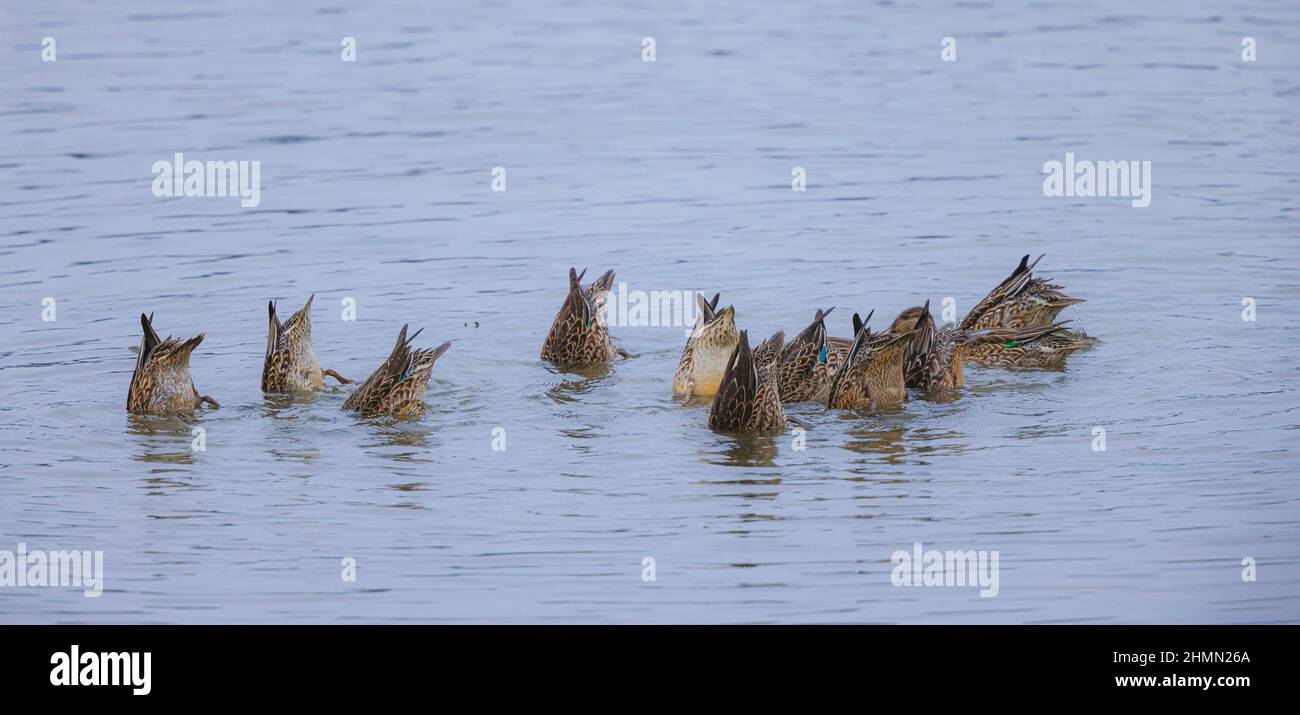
[127,313,219,415]
[774,307,852,404]
[961,328,1092,368]
[955,254,1093,367]
[895,303,1070,391]
[961,254,1085,331]
[262,294,351,392]
[341,325,450,417]
[708,330,786,435]
[673,292,738,398]
[540,267,623,370]
[827,311,913,410]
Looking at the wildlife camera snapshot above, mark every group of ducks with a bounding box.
[127,296,451,417]
[126,255,1093,432]
[535,254,1094,435]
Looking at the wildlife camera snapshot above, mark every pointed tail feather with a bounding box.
[696,292,716,323]
[172,333,206,366]
[265,300,281,359]
[136,313,160,372]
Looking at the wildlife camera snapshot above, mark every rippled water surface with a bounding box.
[2,1,1298,623]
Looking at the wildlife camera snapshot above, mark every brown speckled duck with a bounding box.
[961,254,1085,331]
[342,325,450,417]
[894,303,1070,391]
[540,267,623,370]
[673,292,738,398]
[827,311,913,410]
[708,330,786,435]
[957,255,1094,367]
[774,307,852,404]
[961,328,1091,368]
[127,313,219,415]
[262,294,351,392]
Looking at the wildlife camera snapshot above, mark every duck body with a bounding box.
[708,330,786,435]
[828,311,912,409]
[540,267,618,370]
[342,325,450,417]
[896,304,1073,389]
[673,292,738,398]
[262,295,351,392]
[954,255,1094,368]
[962,328,1091,368]
[894,305,963,391]
[960,254,1087,332]
[127,313,218,415]
[775,308,851,404]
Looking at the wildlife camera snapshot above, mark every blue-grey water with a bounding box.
[1,1,1298,623]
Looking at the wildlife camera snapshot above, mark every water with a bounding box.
[1,0,1298,623]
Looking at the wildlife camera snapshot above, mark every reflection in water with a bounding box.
[914,388,964,405]
[261,393,323,464]
[841,410,970,475]
[708,434,781,468]
[545,369,612,451]
[127,413,199,467]
[843,425,910,464]
[138,475,198,499]
[267,446,321,464]
[388,482,429,492]
[358,417,435,462]
[544,367,611,404]
[260,392,317,414]
[559,426,600,455]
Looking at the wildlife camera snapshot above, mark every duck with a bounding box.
[672,292,738,398]
[960,254,1085,332]
[827,311,913,410]
[341,325,450,417]
[961,328,1092,368]
[893,302,1070,391]
[955,254,1094,367]
[540,267,625,370]
[708,330,786,435]
[262,294,351,392]
[774,307,852,404]
[127,313,219,415]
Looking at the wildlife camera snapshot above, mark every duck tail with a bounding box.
[136,312,161,373]
[265,300,281,359]
[960,254,1045,330]
[172,333,206,367]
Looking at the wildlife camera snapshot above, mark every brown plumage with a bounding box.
[126,313,219,415]
[827,311,912,410]
[752,330,785,368]
[341,325,451,417]
[673,292,739,398]
[962,328,1092,368]
[540,267,619,370]
[960,254,1085,332]
[775,307,850,404]
[262,294,351,392]
[896,304,1073,391]
[708,330,786,435]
